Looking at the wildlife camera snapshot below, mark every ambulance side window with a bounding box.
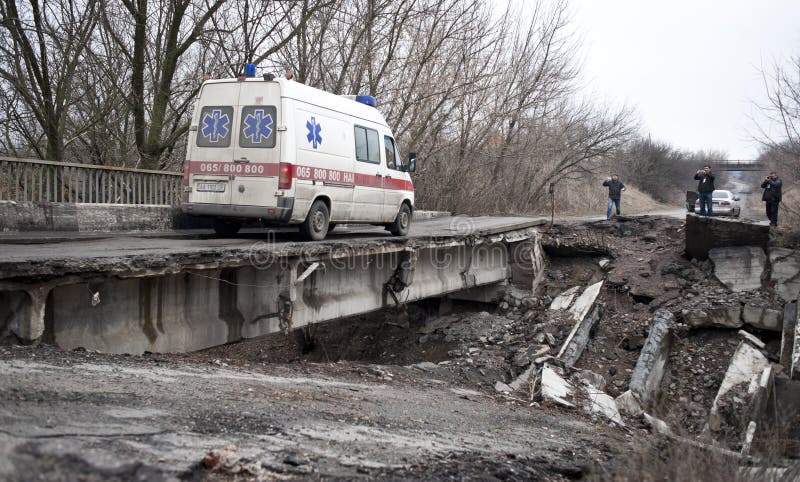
[354,126,380,164]
[196,106,234,147]
[384,135,401,170]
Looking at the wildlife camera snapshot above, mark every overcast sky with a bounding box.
[570,0,800,159]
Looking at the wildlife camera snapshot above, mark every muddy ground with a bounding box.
[1,214,797,481]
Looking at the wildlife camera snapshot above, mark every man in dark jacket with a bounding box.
[694,165,715,216]
[603,175,626,220]
[761,172,782,226]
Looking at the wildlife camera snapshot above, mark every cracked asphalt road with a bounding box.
[0,345,624,480]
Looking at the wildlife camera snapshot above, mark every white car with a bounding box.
[693,190,741,217]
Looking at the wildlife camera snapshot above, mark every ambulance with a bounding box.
[181,65,416,240]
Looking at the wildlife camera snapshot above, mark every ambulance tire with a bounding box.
[300,200,330,241]
[388,203,412,236]
[212,218,242,236]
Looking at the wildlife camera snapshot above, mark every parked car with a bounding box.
[693,189,741,217]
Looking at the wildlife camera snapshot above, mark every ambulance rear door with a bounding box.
[231,81,281,208]
[188,82,239,205]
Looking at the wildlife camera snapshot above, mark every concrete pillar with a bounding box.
[629,309,674,408]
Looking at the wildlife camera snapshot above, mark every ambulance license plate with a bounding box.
[197,182,226,192]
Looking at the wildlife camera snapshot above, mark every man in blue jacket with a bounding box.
[761,172,782,226]
[694,165,715,216]
[603,175,626,220]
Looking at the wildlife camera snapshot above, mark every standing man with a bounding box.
[694,165,716,216]
[603,175,626,220]
[761,171,782,226]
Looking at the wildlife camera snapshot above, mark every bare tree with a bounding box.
[0,0,99,161]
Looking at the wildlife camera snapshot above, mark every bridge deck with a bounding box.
[0,216,546,354]
[0,216,543,280]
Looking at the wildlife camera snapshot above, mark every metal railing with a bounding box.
[0,157,183,205]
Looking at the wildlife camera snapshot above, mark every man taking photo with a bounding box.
[694,165,715,216]
[761,171,782,227]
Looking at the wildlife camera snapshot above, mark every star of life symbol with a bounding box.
[243,109,273,143]
[201,109,230,143]
[306,116,322,149]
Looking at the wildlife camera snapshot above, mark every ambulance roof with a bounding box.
[201,77,389,128]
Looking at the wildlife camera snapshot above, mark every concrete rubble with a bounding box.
[741,305,782,331]
[684,214,769,260]
[708,246,765,292]
[684,305,743,329]
[549,286,581,310]
[705,341,770,434]
[769,248,800,303]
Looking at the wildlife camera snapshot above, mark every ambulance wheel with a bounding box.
[388,203,412,236]
[212,218,241,236]
[300,200,330,241]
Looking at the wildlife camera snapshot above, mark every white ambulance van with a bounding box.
[181,66,416,240]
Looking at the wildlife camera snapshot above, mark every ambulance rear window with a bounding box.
[239,106,277,148]
[196,106,233,147]
[354,126,380,164]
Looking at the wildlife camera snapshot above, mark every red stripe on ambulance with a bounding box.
[188,161,412,191]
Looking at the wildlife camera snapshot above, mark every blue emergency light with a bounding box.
[355,95,377,108]
[244,63,256,77]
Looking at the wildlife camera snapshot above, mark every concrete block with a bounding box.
[568,281,603,322]
[781,301,798,369]
[684,214,769,260]
[769,248,800,303]
[584,384,624,426]
[708,246,765,292]
[541,364,575,408]
[742,305,782,331]
[685,305,742,329]
[629,309,674,408]
[706,342,769,433]
[559,303,603,368]
[549,286,580,310]
[615,390,642,417]
[643,413,672,435]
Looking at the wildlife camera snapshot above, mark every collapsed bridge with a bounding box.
[0,217,545,354]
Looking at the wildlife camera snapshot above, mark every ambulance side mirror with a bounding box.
[407,152,417,173]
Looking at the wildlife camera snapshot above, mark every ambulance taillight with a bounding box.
[278,163,293,189]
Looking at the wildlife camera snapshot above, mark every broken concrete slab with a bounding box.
[549,286,580,310]
[559,303,603,368]
[568,281,603,322]
[583,384,624,426]
[541,364,575,408]
[706,342,769,433]
[684,305,743,329]
[737,330,766,350]
[629,309,674,409]
[708,246,766,292]
[742,305,782,332]
[741,365,774,456]
[781,301,798,370]
[769,248,800,303]
[684,214,769,261]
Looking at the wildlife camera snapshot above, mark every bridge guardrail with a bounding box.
[0,157,183,205]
